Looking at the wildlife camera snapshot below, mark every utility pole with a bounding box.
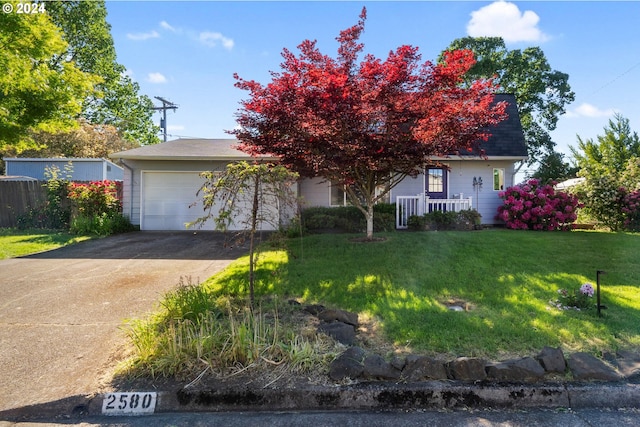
[152,97,178,142]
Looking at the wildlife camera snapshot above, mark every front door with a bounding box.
[426,167,447,199]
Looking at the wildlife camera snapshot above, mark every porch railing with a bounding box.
[396,194,473,229]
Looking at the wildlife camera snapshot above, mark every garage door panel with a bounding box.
[142,172,209,231]
[141,171,276,231]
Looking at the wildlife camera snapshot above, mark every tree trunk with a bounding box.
[248,174,260,309]
[365,204,374,240]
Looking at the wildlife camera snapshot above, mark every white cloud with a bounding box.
[126,30,160,41]
[160,20,179,33]
[467,1,550,43]
[199,31,234,50]
[121,68,134,78]
[147,72,167,84]
[566,103,617,118]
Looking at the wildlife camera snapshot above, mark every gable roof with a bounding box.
[111,95,527,162]
[468,93,528,159]
[109,138,275,161]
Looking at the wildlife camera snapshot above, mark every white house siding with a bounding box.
[388,160,520,225]
[298,177,331,208]
[446,159,517,224]
[390,173,424,201]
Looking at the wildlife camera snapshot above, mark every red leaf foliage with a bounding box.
[230,8,506,188]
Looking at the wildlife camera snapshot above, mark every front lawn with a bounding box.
[206,229,640,358]
[120,229,640,379]
[0,228,92,259]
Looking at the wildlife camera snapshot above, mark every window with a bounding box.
[330,181,390,206]
[493,168,505,191]
[330,182,346,206]
[427,168,444,193]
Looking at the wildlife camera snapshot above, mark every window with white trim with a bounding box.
[493,168,505,191]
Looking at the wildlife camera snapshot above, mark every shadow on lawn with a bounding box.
[204,231,640,356]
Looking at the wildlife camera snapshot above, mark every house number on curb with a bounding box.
[102,392,157,415]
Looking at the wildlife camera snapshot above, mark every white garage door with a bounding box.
[141,171,215,231]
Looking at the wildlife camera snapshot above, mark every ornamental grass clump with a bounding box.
[496,178,581,231]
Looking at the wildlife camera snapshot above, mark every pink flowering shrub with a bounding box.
[620,188,640,231]
[496,179,581,231]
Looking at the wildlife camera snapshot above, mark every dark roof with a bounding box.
[472,93,528,159]
[110,96,527,162]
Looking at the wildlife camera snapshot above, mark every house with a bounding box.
[110,139,280,231]
[110,94,527,231]
[4,158,124,181]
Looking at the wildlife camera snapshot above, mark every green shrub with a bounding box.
[456,209,482,230]
[301,204,396,233]
[408,209,482,231]
[425,210,458,230]
[18,165,72,230]
[407,215,426,231]
[70,212,135,236]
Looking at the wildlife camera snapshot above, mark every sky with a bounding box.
[105,1,640,176]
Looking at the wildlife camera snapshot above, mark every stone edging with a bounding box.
[301,304,640,384]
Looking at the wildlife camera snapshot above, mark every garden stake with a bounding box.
[597,270,607,317]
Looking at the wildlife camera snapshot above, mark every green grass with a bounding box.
[204,229,640,359]
[0,228,92,259]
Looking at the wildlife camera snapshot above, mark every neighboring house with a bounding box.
[110,94,527,231]
[4,158,124,181]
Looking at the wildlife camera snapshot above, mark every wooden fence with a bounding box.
[0,180,123,228]
[0,180,47,228]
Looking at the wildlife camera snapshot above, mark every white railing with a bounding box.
[396,194,473,229]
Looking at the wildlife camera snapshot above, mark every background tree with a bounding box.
[45,1,159,145]
[0,3,97,154]
[571,113,640,176]
[570,114,640,230]
[530,151,578,183]
[16,121,140,159]
[441,37,575,164]
[231,9,507,239]
[188,162,298,307]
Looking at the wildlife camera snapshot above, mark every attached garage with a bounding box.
[110,139,280,231]
[141,171,211,230]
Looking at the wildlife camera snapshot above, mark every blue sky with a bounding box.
[106,1,640,175]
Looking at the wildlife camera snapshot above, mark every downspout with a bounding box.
[119,159,134,220]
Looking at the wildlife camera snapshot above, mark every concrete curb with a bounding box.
[82,382,640,416]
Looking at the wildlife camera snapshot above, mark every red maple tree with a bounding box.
[231,8,507,239]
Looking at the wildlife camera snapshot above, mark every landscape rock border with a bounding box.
[297,303,640,384]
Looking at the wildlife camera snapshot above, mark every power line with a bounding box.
[589,60,640,96]
[151,97,178,142]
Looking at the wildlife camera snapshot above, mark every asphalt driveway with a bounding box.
[0,231,247,414]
